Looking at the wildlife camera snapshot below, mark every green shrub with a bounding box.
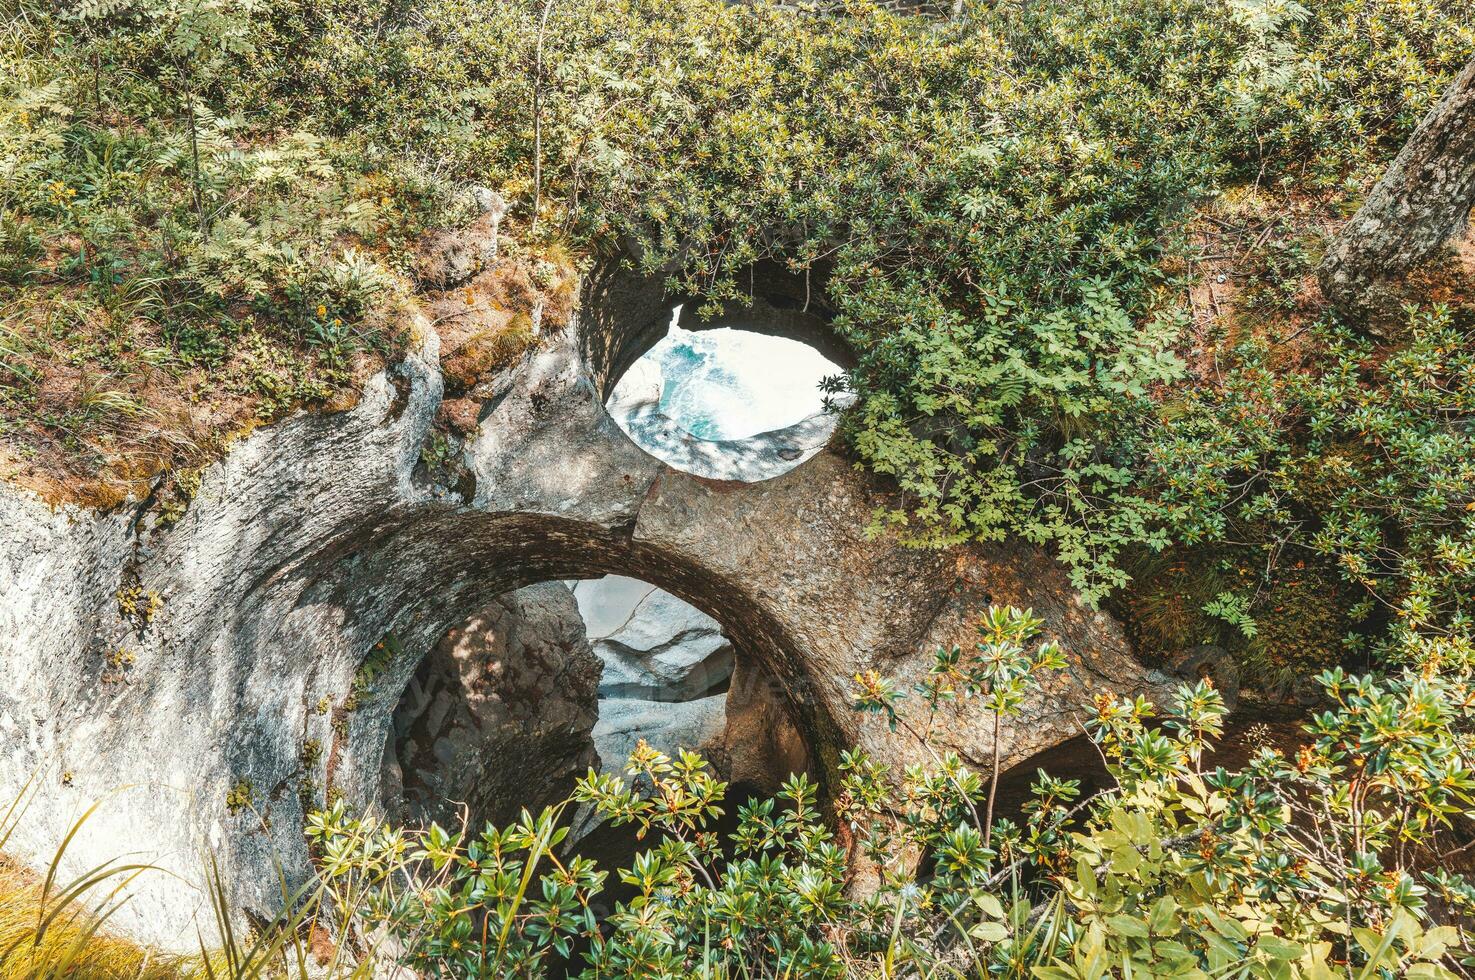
[1147,307,1475,664]
[8,608,1475,979]
[303,608,1475,978]
[0,211,42,285]
[6,0,1472,638]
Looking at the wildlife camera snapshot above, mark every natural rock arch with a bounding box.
[0,261,1165,949]
[301,504,851,824]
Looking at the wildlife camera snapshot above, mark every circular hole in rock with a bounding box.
[606,309,851,481]
[376,575,813,859]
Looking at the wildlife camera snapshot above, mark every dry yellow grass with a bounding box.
[0,858,190,979]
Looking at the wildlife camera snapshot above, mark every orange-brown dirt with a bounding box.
[0,222,577,511]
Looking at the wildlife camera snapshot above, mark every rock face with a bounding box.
[573,576,734,772]
[379,582,601,832]
[0,259,1168,950]
[414,194,506,291]
[580,579,734,703]
[709,658,812,794]
[592,696,730,774]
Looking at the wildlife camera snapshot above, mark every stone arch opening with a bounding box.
[375,572,813,840]
[578,261,855,481]
[313,509,827,842]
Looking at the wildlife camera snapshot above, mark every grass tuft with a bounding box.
[0,858,189,979]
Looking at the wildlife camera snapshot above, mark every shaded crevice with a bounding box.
[379,582,601,832]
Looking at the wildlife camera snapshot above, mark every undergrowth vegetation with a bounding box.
[12,608,1475,978]
[291,610,1475,977]
[2,0,1470,665]
[0,782,191,979]
[3,0,1475,973]
[1,2,421,504]
[324,664,1475,978]
[0,863,187,979]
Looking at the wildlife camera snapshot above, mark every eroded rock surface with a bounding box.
[572,576,734,772]
[380,582,601,832]
[592,696,730,774]
[582,580,733,704]
[0,262,1168,949]
[708,658,813,795]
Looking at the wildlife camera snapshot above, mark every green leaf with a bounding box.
[973,921,1010,943]
[1256,937,1305,960]
[1107,915,1150,939]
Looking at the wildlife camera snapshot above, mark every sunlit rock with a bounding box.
[0,259,1164,949]
[576,577,734,704]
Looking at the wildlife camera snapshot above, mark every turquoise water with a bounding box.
[657,338,733,439]
[646,326,836,441]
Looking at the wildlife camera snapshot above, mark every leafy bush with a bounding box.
[5,0,1472,639]
[1147,307,1475,665]
[490,0,1468,605]
[6,609,1475,979]
[375,0,1462,620]
[298,608,1475,978]
[0,1,440,496]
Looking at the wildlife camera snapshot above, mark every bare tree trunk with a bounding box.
[1319,56,1475,330]
[531,0,555,238]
